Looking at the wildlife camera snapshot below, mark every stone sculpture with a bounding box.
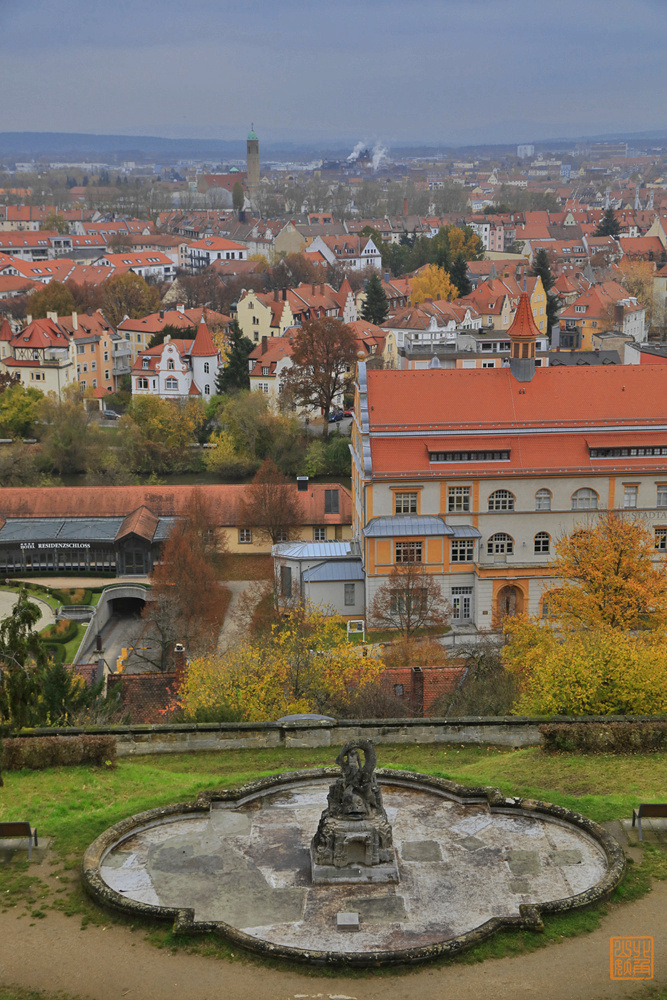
[310,740,399,883]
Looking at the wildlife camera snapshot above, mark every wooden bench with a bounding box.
[0,821,38,859]
[632,804,667,841]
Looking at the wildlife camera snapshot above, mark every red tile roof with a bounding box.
[0,483,353,526]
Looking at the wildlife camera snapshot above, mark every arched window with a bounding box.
[488,489,515,511]
[534,531,550,554]
[204,361,210,374]
[571,488,598,510]
[167,359,175,370]
[535,488,552,511]
[165,377,178,391]
[204,384,210,395]
[487,532,514,555]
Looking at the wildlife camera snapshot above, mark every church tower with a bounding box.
[246,124,260,206]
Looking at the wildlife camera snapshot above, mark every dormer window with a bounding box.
[142,358,149,369]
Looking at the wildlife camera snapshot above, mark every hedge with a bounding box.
[41,619,79,645]
[0,735,117,771]
[540,721,667,754]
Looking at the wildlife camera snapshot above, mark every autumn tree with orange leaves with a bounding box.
[136,497,228,671]
[503,513,667,715]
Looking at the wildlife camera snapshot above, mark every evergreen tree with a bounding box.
[216,319,255,393]
[232,181,244,212]
[360,272,389,325]
[530,248,560,334]
[0,589,45,729]
[449,253,472,296]
[595,208,621,238]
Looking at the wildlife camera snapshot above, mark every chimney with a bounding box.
[261,335,268,354]
[47,311,58,323]
[164,334,171,343]
[411,666,424,718]
[319,283,325,295]
[273,288,279,301]
[159,310,165,320]
[71,311,78,331]
[176,302,185,314]
[173,643,187,684]
[311,283,317,296]
[282,287,287,301]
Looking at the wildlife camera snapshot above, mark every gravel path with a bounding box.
[0,875,664,1000]
[0,588,55,630]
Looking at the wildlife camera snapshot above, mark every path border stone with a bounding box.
[82,767,626,968]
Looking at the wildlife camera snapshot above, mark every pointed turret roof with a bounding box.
[507,291,541,340]
[189,316,217,357]
[0,317,13,342]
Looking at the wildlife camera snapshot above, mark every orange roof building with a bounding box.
[350,344,667,630]
[0,482,353,573]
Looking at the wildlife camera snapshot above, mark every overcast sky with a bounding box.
[1,0,665,147]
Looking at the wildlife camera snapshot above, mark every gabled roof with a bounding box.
[116,506,159,542]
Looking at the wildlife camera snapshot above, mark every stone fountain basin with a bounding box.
[82,768,625,966]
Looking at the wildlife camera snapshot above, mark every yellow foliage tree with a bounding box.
[176,604,383,721]
[502,619,667,716]
[409,265,459,305]
[615,259,656,328]
[542,512,667,633]
[502,512,667,715]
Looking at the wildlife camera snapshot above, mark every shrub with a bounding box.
[1,734,117,770]
[540,721,667,754]
[41,619,78,644]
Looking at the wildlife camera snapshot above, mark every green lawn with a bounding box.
[1,743,665,857]
[1,743,666,976]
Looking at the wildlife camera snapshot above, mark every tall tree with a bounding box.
[238,458,302,545]
[370,562,450,638]
[280,317,357,436]
[216,319,254,393]
[232,181,244,212]
[502,512,667,716]
[530,247,559,333]
[42,212,69,234]
[39,386,105,475]
[360,272,389,325]
[0,589,45,729]
[0,383,42,438]
[136,518,226,671]
[449,253,472,297]
[27,281,75,320]
[101,271,161,326]
[595,208,621,238]
[541,511,667,633]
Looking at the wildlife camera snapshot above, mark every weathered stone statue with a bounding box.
[310,740,399,883]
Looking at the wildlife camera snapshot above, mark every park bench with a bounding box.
[632,803,667,841]
[0,821,38,859]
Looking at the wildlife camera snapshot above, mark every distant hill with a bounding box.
[0,132,321,163]
[1,129,666,165]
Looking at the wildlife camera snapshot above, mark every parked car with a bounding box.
[327,409,343,422]
[102,408,120,420]
[343,408,354,418]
